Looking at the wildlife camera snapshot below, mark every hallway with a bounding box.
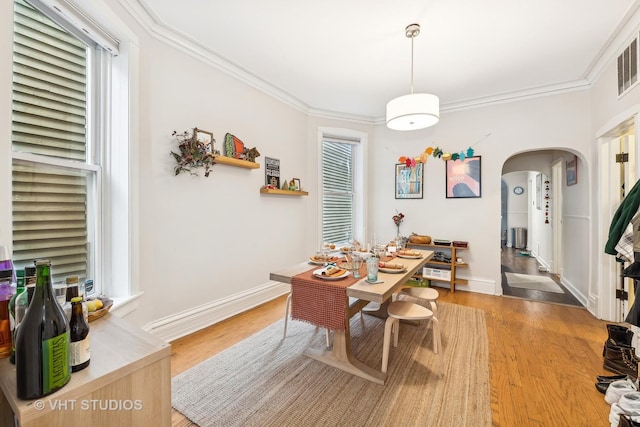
[501,246,583,307]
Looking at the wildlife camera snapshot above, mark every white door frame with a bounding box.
[551,160,563,275]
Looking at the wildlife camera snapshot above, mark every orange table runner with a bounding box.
[290,255,396,331]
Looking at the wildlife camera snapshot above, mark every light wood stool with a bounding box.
[382,300,441,373]
[400,286,439,316]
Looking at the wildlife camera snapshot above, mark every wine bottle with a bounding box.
[8,269,25,363]
[69,296,90,372]
[15,260,71,399]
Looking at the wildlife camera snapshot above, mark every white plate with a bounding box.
[313,268,350,280]
[308,256,339,265]
[396,253,422,259]
[379,266,407,274]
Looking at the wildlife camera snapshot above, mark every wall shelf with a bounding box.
[213,156,260,169]
[260,188,308,196]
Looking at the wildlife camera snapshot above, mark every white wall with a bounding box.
[1,0,635,337]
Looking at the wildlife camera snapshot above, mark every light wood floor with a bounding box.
[170,291,613,426]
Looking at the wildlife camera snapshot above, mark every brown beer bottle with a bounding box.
[69,296,90,372]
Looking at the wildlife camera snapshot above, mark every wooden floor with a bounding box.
[501,246,583,307]
[170,291,614,426]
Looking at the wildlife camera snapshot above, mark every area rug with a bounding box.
[505,272,565,293]
[172,301,491,427]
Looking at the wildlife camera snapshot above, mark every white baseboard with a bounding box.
[430,277,497,295]
[560,277,588,306]
[142,281,290,342]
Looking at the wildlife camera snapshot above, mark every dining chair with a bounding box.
[381,300,441,374]
[398,286,439,317]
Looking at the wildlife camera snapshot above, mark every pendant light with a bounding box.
[386,23,440,131]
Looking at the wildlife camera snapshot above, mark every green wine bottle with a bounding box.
[15,260,71,399]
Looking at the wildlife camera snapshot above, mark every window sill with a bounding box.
[110,292,144,318]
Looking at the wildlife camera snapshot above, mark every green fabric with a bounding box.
[605,179,640,257]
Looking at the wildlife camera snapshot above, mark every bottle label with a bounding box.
[70,336,90,366]
[42,331,70,393]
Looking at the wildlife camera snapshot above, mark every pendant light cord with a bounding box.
[410,35,414,94]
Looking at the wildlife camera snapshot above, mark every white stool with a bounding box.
[283,293,331,348]
[381,300,441,373]
[400,286,439,316]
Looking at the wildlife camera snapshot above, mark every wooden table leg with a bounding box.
[303,298,386,384]
[303,329,386,385]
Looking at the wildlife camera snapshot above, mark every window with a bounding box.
[321,136,359,245]
[11,0,114,287]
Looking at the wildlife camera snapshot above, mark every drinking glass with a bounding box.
[366,257,378,282]
[351,254,363,279]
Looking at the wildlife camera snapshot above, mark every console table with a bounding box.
[0,313,171,426]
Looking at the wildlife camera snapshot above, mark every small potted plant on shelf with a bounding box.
[170,128,216,177]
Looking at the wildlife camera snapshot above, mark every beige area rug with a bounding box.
[505,272,565,293]
[172,301,491,427]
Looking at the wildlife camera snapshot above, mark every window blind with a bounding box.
[12,0,91,282]
[321,139,355,244]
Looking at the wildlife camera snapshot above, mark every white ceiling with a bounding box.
[138,0,639,121]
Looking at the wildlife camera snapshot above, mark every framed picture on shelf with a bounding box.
[265,157,280,188]
[292,178,301,191]
[566,155,577,186]
[194,128,214,154]
[445,156,481,198]
[395,163,424,199]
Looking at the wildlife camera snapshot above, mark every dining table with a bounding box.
[269,248,434,385]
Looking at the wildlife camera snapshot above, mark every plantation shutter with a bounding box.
[12,0,91,281]
[322,138,355,244]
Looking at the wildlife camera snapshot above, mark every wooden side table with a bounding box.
[0,313,171,426]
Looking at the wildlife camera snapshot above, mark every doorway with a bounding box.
[500,151,583,307]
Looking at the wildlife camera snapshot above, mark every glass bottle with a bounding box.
[0,269,14,358]
[16,259,71,399]
[69,296,90,372]
[8,269,25,363]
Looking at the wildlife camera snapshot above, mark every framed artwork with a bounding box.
[395,163,423,199]
[291,178,301,191]
[566,155,577,186]
[445,156,481,198]
[265,157,280,188]
[194,128,214,154]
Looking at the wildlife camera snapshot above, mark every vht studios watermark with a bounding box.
[33,399,143,411]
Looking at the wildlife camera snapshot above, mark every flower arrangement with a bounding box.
[392,210,405,237]
[170,128,216,177]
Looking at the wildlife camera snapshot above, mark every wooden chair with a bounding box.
[381,300,441,373]
[399,286,439,316]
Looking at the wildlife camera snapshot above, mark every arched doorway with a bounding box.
[500,150,583,307]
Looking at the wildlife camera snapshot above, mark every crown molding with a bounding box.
[118,0,635,125]
[117,0,310,115]
[585,0,640,84]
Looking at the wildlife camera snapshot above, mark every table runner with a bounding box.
[290,255,396,331]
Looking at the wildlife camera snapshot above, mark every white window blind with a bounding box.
[321,138,356,244]
[12,0,96,282]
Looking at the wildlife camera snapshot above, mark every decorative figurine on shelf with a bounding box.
[289,178,297,191]
[245,147,260,162]
[282,180,289,190]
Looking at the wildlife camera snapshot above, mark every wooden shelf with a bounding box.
[260,188,309,196]
[406,241,469,293]
[213,156,260,169]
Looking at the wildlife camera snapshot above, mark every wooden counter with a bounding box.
[0,313,171,426]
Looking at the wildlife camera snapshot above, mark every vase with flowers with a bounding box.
[392,210,405,238]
